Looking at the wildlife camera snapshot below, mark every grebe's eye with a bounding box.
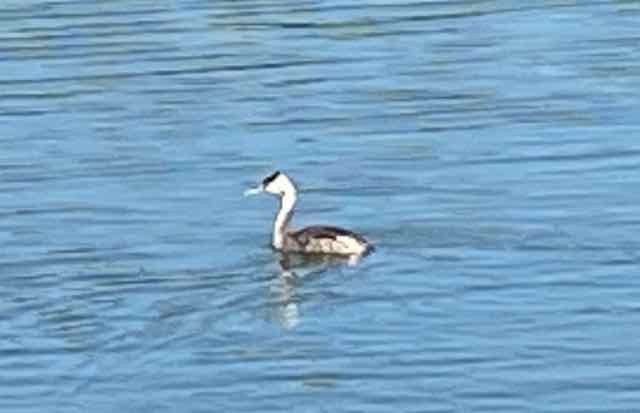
[280,191,285,196]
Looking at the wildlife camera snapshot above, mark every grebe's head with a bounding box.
[244,171,297,197]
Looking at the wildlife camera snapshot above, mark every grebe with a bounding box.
[245,171,374,256]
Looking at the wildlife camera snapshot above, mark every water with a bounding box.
[1,1,640,411]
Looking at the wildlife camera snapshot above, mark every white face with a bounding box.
[262,171,295,196]
[244,171,297,198]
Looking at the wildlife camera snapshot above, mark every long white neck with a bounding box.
[273,191,296,249]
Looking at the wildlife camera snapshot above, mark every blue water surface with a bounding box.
[1,1,640,412]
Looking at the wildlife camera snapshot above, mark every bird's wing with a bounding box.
[289,225,367,245]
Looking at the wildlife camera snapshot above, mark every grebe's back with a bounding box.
[286,225,373,256]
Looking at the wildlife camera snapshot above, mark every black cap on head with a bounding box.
[262,170,281,186]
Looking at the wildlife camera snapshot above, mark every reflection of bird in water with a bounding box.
[269,252,355,329]
[278,251,355,272]
[245,171,374,259]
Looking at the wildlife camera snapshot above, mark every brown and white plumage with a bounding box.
[245,171,373,256]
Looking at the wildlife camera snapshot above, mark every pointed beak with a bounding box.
[244,185,263,197]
